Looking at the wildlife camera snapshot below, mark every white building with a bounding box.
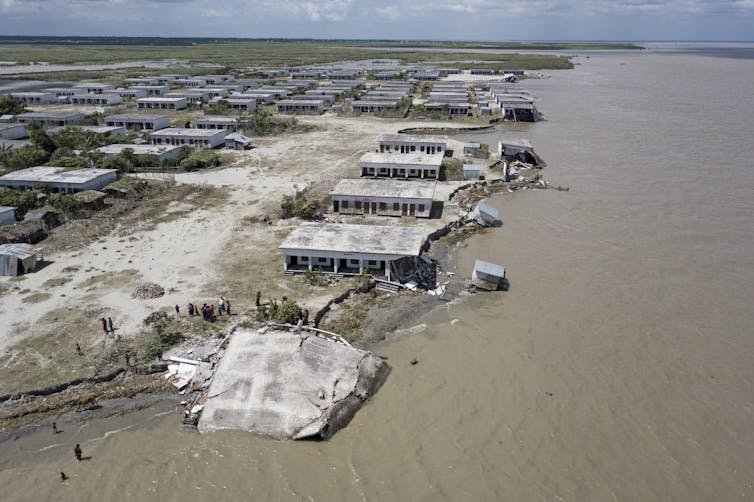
[360,152,443,180]
[96,144,182,163]
[105,88,148,99]
[330,179,435,218]
[73,83,115,94]
[378,133,447,155]
[196,117,238,131]
[104,113,172,132]
[16,112,85,127]
[164,91,210,105]
[220,98,257,112]
[463,163,482,180]
[149,128,225,148]
[137,97,188,110]
[279,222,426,280]
[173,78,208,88]
[276,99,325,115]
[123,77,160,86]
[0,167,118,193]
[10,92,57,104]
[0,123,28,140]
[351,99,398,113]
[70,94,123,106]
[47,125,126,137]
[128,85,170,96]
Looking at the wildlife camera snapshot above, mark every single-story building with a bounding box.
[502,102,541,122]
[202,75,235,85]
[0,243,38,276]
[128,85,170,96]
[0,206,16,226]
[203,88,230,100]
[149,128,225,149]
[219,98,257,112]
[70,94,123,106]
[0,167,118,193]
[73,83,115,94]
[360,152,443,180]
[136,97,188,111]
[280,222,427,281]
[16,112,85,127]
[196,117,238,132]
[173,78,208,88]
[231,92,276,105]
[0,123,28,140]
[224,132,253,150]
[47,125,126,137]
[413,70,439,81]
[104,113,171,132]
[291,93,335,106]
[378,133,447,155]
[471,260,506,291]
[330,178,435,218]
[463,163,483,180]
[470,69,494,75]
[164,91,210,104]
[9,92,57,104]
[425,102,472,116]
[329,70,362,80]
[96,143,183,163]
[276,99,325,115]
[351,99,398,113]
[105,88,149,99]
[123,77,160,86]
[24,208,61,230]
[497,138,544,167]
[43,87,84,99]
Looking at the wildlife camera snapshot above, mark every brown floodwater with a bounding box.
[2,47,753,501]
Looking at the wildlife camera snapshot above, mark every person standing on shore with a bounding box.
[226,300,231,316]
[256,291,261,307]
[74,444,82,461]
[175,304,180,317]
[107,317,114,334]
[101,318,108,335]
[219,296,225,315]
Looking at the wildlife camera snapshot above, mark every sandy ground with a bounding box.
[0,112,495,391]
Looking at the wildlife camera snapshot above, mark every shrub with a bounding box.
[304,267,328,286]
[141,311,183,361]
[280,190,321,219]
[256,298,302,324]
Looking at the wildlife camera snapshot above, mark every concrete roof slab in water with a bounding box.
[198,329,389,440]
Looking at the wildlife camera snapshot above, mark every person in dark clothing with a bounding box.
[60,472,68,481]
[256,291,261,307]
[175,305,180,316]
[74,444,82,461]
[226,301,231,316]
[101,318,108,335]
[107,317,114,334]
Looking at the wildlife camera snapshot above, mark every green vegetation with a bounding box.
[304,267,328,287]
[256,298,303,324]
[442,158,463,180]
[238,108,306,136]
[0,95,26,115]
[0,188,37,216]
[280,190,322,219]
[141,311,183,361]
[0,39,601,78]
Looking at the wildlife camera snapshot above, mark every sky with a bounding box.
[0,0,753,41]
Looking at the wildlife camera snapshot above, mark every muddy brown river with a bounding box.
[2,45,753,501]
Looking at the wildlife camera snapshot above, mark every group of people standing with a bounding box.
[183,296,231,322]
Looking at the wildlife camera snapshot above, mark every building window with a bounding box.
[300,256,309,263]
[349,259,360,266]
[393,202,399,211]
[418,204,425,213]
[342,200,349,209]
[379,202,387,211]
[368,260,377,266]
[354,201,362,210]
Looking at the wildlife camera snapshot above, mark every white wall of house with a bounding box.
[331,195,431,218]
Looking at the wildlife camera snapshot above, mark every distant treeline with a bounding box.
[0,37,643,50]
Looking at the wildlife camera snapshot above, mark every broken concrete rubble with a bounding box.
[198,328,390,440]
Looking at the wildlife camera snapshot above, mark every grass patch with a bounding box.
[318,289,391,343]
[75,269,139,290]
[42,276,72,288]
[21,292,51,303]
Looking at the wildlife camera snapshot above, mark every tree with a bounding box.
[0,145,50,173]
[27,122,56,154]
[0,95,26,115]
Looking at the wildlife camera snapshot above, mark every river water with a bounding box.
[2,46,753,501]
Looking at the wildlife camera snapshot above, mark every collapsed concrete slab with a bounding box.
[198,329,390,440]
[472,259,507,291]
[470,200,500,227]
